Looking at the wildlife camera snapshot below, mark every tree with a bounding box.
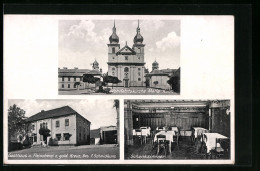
[167,76,180,93]
[113,100,120,146]
[153,81,158,88]
[83,74,100,89]
[39,127,51,144]
[8,104,26,143]
[103,75,122,89]
[74,82,81,90]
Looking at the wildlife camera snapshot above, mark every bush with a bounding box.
[48,137,58,146]
[9,142,23,152]
[103,88,111,94]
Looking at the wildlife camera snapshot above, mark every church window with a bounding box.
[138,72,141,76]
[125,56,128,60]
[138,78,141,81]
[68,77,70,81]
[62,77,64,81]
[68,84,70,88]
[112,72,115,76]
[124,67,129,72]
[62,84,64,88]
[112,67,115,71]
[138,68,141,71]
[112,57,115,59]
[138,57,140,60]
[74,84,76,88]
[112,47,115,53]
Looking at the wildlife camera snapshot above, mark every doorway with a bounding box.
[124,80,129,88]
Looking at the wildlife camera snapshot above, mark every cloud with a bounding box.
[68,20,97,40]
[156,31,180,51]
[132,20,165,31]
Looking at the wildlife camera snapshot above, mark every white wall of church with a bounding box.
[150,75,171,90]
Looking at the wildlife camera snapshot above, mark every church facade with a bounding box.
[107,21,146,87]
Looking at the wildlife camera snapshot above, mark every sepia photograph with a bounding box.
[58,19,180,95]
[124,99,232,160]
[7,99,120,160]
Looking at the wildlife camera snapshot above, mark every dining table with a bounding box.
[192,127,209,138]
[133,128,150,144]
[202,133,228,153]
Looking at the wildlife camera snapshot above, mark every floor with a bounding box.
[59,87,179,95]
[125,137,224,160]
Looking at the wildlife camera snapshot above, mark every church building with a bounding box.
[107,21,146,87]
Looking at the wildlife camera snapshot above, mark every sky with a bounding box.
[8,99,117,130]
[59,20,180,72]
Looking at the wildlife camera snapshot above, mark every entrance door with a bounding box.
[124,80,129,88]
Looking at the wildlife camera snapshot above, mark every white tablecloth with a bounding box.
[203,133,228,153]
[133,128,150,136]
[193,127,208,138]
[153,131,176,143]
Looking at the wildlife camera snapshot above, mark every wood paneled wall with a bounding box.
[133,112,208,130]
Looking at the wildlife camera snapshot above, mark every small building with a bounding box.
[100,126,117,144]
[58,60,102,90]
[90,128,101,145]
[25,106,91,146]
[145,60,180,90]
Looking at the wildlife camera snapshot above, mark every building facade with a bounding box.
[25,106,91,146]
[107,21,146,87]
[58,60,102,90]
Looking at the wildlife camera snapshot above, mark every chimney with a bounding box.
[63,67,67,69]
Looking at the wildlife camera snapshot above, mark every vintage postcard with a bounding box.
[4,15,234,165]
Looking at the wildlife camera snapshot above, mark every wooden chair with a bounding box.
[156,134,168,157]
[211,138,230,159]
[134,129,143,145]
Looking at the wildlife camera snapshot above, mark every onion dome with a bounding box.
[133,20,144,44]
[109,20,119,44]
[152,60,158,66]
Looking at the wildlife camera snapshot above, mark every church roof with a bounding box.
[58,68,101,77]
[133,20,144,44]
[26,106,90,123]
[116,44,136,55]
[147,69,177,76]
[86,70,102,75]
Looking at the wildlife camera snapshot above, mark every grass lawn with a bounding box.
[8,144,119,160]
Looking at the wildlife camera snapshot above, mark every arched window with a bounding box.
[112,72,115,76]
[112,67,115,71]
[112,47,115,53]
[124,67,129,72]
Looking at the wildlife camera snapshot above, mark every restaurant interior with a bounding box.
[124,100,231,159]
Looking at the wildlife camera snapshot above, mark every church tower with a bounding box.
[92,59,99,70]
[132,20,145,61]
[108,20,120,59]
[152,60,159,71]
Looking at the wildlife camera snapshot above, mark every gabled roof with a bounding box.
[86,70,102,75]
[116,45,136,55]
[90,129,100,138]
[26,106,78,122]
[58,68,91,77]
[148,69,177,76]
